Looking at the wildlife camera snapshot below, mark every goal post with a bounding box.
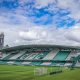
[34,67,48,76]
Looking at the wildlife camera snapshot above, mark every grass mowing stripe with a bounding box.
[0,65,80,80]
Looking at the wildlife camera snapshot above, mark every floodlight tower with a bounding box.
[0,32,4,48]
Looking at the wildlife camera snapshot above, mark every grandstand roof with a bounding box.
[0,44,80,52]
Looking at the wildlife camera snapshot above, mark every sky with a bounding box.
[0,0,80,47]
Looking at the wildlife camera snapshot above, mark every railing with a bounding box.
[0,59,74,63]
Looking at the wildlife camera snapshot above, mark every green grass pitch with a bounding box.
[0,65,80,80]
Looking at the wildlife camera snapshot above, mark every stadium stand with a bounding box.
[3,51,18,60]
[41,49,59,66]
[7,51,26,64]
[0,52,10,59]
[43,49,59,60]
[51,50,71,66]
[22,53,38,65]
[30,51,50,65]
[24,53,37,60]
[64,50,77,66]
[13,50,30,65]
[0,45,80,67]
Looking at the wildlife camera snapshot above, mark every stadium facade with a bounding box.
[0,45,80,67]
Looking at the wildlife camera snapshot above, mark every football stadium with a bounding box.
[0,44,80,80]
[0,0,80,80]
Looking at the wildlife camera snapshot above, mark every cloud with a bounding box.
[57,0,80,19]
[34,0,56,9]
[0,0,79,26]
[0,0,80,47]
[18,24,80,46]
[33,0,80,20]
[0,12,35,46]
[65,25,80,42]
[0,15,80,46]
[19,26,48,41]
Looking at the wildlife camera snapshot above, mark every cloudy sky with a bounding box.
[0,0,80,46]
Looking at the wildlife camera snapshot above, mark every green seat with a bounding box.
[51,51,71,66]
[31,62,42,65]
[3,52,17,60]
[0,61,7,64]
[1,51,19,64]
[33,51,49,59]
[31,51,50,65]
[14,51,30,65]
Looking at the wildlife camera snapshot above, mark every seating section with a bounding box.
[41,62,51,66]
[53,51,70,60]
[66,50,77,60]
[0,49,80,67]
[41,49,59,65]
[0,51,18,64]
[9,51,24,59]
[33,51,49,59]
[15,51,28,59]
[25,53,38,60]
[31,62,42,65]
[13,51,30,65]
[22,62,31,65]
[64,51,77,66]
[0,61,7,64]
[22,53,39,64]
[43,49,59,60]
[51,50,71,66]
[0,52,10,59]
[7,51,27,64]
[30,51,50,65]
[3,52,18,60]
